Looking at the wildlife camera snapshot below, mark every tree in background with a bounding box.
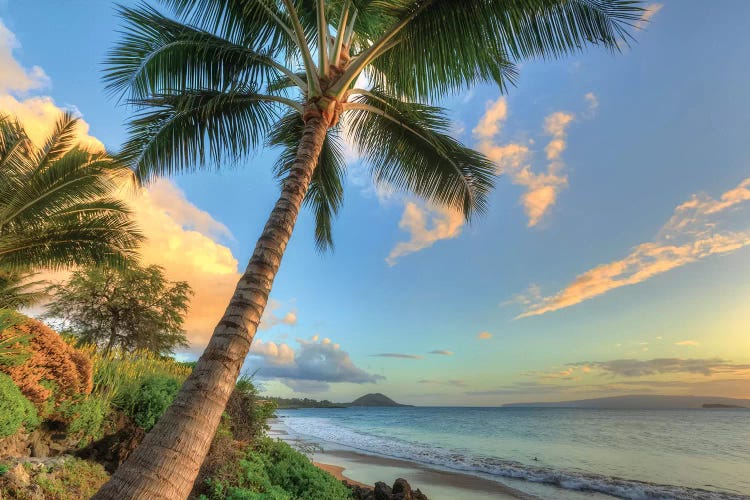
[0,112,141,272]
[99,0,643,497]
[45,265,192,356]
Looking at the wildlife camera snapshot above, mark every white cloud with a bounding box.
[386,202,463,265]
[0,19,49,94]
[248,336,384,391]
[516,177,750,318]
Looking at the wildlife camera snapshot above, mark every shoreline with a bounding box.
[269,419,534,500]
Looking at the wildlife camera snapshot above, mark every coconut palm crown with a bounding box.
[96,1,644,498]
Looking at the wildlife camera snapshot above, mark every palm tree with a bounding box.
[97,1,643,497]
[0,113,141,272]
[0,270,47,310]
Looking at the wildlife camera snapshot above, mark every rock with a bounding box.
[374,481,393,500]
[29,435,49,458]
[412,489,429,500]
[7,463,30,487]
[392,478,412,500]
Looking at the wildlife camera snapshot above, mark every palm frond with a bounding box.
[343,88,495,219]
[106,4,291,100]
[0,115,141,272]
[343,0,642,100]
[121,89,283,180]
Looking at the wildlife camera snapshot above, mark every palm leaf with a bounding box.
[343,88,495,219]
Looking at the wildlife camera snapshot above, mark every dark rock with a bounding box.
[412,489,429,500]
[392,478,412,500]
[374,481,393,500]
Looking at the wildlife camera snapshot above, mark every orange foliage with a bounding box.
[0,315,93,409]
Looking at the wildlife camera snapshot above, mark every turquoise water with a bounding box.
[277,407,750,499]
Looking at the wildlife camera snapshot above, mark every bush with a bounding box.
[0,314,92,414]
[226,376,277,443]
[64,395,110,444]
[86,348,192,409]
[124,376,181,431]
[200,438,352,500]
[0,372,39,438]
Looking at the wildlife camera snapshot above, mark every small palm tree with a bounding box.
[0,113,141,272]
[0,270,47,310]
[98,1,643,497]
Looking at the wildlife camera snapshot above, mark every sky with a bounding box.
[1,0,749,405]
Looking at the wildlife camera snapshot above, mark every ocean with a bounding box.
[276,407,750,499]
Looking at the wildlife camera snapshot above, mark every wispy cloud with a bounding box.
[636,3,664,30]
[568,358,750,377]
[477,332,492,340]
[385,202,463,265]
[474,95,594,227]
[674,340,700,347]
[428,350,454,356]
[514,177,750,318]
[418,379,467,387]
[371,353,423,360]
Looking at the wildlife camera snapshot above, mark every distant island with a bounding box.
[348,393,412,407]
[504,395,750,410]
[267,392,412,409]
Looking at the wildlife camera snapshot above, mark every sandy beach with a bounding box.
[269,419,533,500]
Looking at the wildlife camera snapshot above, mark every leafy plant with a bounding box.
[0,372,39,438]
[65,395,110,445]
[123,376,182,431]
[201,438,351,500]
[0,112,141,272]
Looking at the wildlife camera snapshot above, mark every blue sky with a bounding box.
[2,0,749,405]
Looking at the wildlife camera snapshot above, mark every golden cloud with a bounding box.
[474,96,587,227]
[516,177,750,318]
[386,202,464,265]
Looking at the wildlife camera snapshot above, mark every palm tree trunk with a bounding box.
[94,114,329,500]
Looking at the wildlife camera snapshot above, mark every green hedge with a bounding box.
[0,372,39,438]
[201,438,352,500]
[123,376,181,431]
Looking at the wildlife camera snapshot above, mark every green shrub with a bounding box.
[65,395,110,444]
[0,372,39,438]
[124,376,181,431]
[226,376,277,443]
[201,438,351,500]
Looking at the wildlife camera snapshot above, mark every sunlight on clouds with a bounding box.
[477,331,492,340]
[515,177,750,318]
[0,95,104,151]
[0,19,49,94]
[472,96,508,139]
[674,340,700,347]
[474,96,590,227]
[386,202,463,266]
